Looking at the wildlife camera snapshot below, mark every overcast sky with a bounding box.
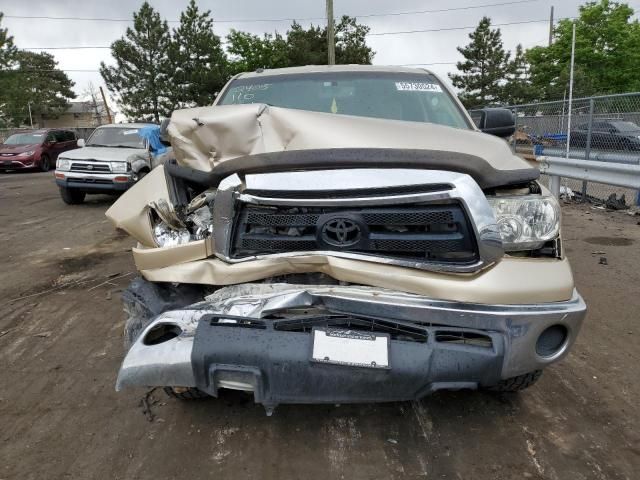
[2,0,634,109]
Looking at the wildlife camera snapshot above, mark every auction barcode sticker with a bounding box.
[395,82,443,92]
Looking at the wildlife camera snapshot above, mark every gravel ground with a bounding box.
[1,171,639,480]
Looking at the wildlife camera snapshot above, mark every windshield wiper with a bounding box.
[111,144,144,149]
[86,143,111,147]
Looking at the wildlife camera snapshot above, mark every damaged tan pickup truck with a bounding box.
[106,65,586,414]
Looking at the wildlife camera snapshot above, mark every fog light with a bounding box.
[143,323,183,346]
[536,325,568,357]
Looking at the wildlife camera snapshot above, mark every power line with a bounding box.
[368,18,573,36]
[20,17,569,51]
[355,0,539,18]
[3,0,540,24]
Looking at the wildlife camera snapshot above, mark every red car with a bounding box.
[0,129,79,172]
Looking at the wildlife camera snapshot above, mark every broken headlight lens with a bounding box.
[488,195,560,251]
[152,221,191,248]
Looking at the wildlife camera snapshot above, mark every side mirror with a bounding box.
[476,108,516,138]
[77,139,85,147]
[159,117,171,146]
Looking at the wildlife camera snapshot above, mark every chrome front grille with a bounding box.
[70,161,111,173]
[212,169,504,273]
[231,205,478,264]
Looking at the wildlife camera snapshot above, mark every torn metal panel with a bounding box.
[137,255,576,305]
[105,166,172,247]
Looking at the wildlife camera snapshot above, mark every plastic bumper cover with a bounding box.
[116,284,586,408]
[55,171,134,191]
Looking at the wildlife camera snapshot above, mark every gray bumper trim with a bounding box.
[116,284,586,402]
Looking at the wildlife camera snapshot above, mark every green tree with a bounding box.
[286,22,327,66]
[527,0,640,99]
[1,51,75,127]
[502,44,537,105]
[0,13,18,126]
[226,30,288,74]
[449,17,510,108]
[335,16,374,64]
[100,2,172,122]
[225,16,373,72]
[168,0,227,108]
[0,13,17,69]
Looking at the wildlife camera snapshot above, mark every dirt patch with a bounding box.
[1,177,639,480]
[583,236,634,246]
[57,251,117,274]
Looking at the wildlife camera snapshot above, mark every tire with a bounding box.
[122,298,154,351]
[39,154,51,172]
[123,302,207,402]
[59,186,86,205]
[122,277,209,400]
[136,170,148,182]
[486,370,543,393]
[163,387,209,400]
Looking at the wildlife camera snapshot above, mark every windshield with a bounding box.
[612,121,640,132]
[218,72,471,129]
[3,133,45,145]
[86,127,145,148]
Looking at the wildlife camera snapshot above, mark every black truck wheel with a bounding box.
[59,186,86,204]
[122,277,209,400]
[486,370,543,392]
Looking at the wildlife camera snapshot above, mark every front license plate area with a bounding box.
[311,328,390,369]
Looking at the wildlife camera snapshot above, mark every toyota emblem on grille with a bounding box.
[87,164,93,170]
[320,217,362,247]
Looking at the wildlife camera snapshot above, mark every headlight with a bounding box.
[152,221,191,247]
[488,195,560,251]
[110,161,128,173]
[56,158,71,171]
[18,151,35,157]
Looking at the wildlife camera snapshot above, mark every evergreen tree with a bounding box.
[286,22,328,66]
[449,17,510,108]
[168,0,227,108]
[226,15,373,72]
[1,51,75,127]
[100,2,172,122]
[335,16,374,65]
[502,44,537,105]
[0,13,17,69]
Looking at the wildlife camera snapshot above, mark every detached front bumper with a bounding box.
[55,171,134,192]
[117,284,586,410]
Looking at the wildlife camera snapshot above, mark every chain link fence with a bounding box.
[509,92,640,207]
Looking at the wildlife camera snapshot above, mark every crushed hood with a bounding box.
[167,103,531,173]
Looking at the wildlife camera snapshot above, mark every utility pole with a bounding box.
[99,86,113,124]
[326,0,335,65]
[548,6,554,46]
[27,102,33,128]
[565,22,576,162]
